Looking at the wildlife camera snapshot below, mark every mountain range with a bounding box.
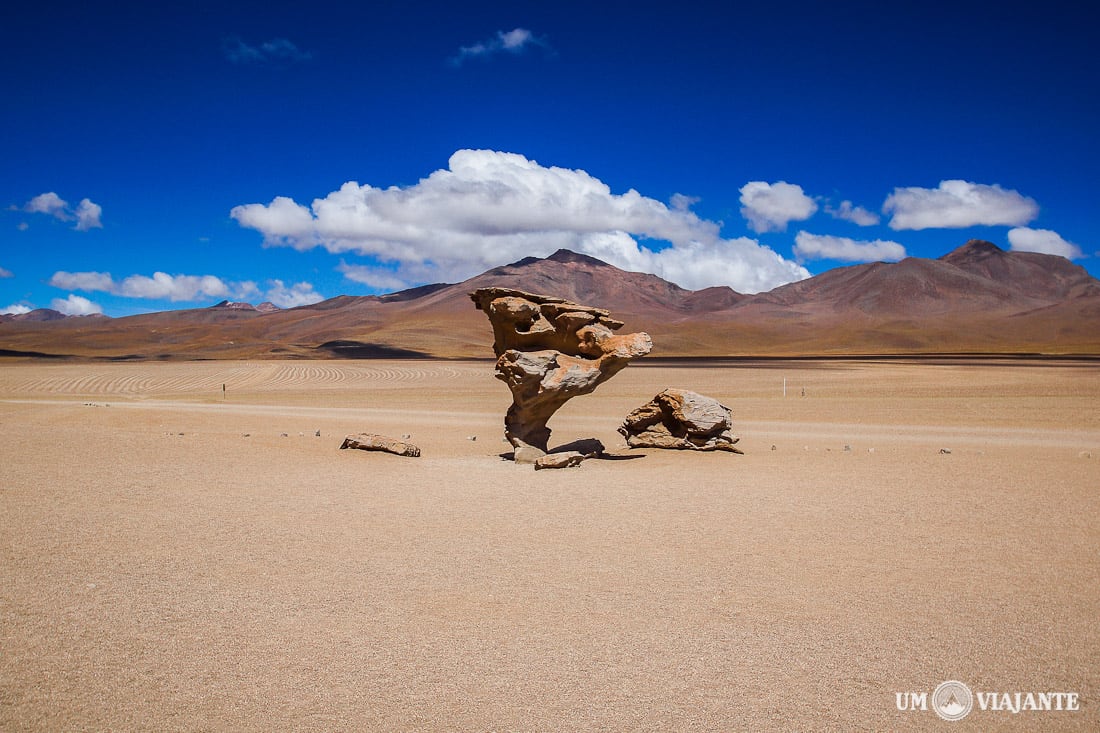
[2,240,1098,359]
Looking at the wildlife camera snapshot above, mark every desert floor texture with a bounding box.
[1,358,1097,731]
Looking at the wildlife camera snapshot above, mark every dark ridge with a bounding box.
[299,295,380,310]
[545,249,613,266]
[505,256,542,268]
[0,348,69,359]
[503,249,614,269]
[378,282,451,302]
[315,340,432,359]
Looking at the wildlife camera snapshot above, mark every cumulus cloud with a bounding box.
[2,303,32,315]
[22,192,103,230]
[1007,227,1083,259]
[50,270,231,301]
[50,271,118,292]
[51,294,103,316]
[0,266,12,278]
[223,36,312,64]
[337,262,414,292]
[73,198,103,231]
[825,200,879,226]
[670,193,700,211]
[793,232,907,263]
[49,269,323,306]
[739,181,818,233]
[116,273,230,301]
[25,192,69,218]
[451,28,548,65]
[231,149,810,293]
[883,180,1039,231]
[263,280,324,308]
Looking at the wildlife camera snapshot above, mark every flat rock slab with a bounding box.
[534,451,587,470]
[340,433,421,457]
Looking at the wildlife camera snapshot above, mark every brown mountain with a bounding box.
[0,309,110,324]
[1,241,1097,359]
[210,300,283,313]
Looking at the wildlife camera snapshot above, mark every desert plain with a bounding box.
[1,357,1097,730]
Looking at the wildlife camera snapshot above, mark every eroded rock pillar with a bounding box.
[471,287,652,456]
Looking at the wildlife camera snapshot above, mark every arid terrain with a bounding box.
[4,241,1099,359]
[1,358,1097,730]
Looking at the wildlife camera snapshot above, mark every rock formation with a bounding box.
[470,287,652,457]
[619,388,742,453]
[340,433,421,457]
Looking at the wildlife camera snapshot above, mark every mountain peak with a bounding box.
[211,300,257,311]
[544,249,614,267]
[940,239,1004,264]
[6,308,69,323]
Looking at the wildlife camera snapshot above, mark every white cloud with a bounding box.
[116,273,231,301]
[23,192,103,230]
[49,270,231,301]
[825,200,880,226]
[451,28,548,65]
[232,149,810,294]
[739,181,818,233]
[670,193,700,211]
[338,262,413,292]
[24,192,69,218]
[73,198,103,231]
[0,266,12,278]
[49,271,116,291]
[1007,227,1083,259]
[263,280,323,308]
[224,36,311,64]
[793,232,906,263]
[883,180,1039,230]
[575,230,813,293]
[51,294,103,316]
[2,304,32,315]
[49,269,323,306]
[500,28,534,49]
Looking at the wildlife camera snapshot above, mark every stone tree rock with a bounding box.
[470,287,652,457]
[619,388,742,453]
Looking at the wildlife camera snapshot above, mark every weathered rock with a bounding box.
[471,288,651,454]
[619,388,743,453]
[513,444,547,464]
[534,451,587,470]
[340,433,421,457]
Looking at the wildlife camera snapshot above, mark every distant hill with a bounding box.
[210,300,282,313]
[0,308,109,324]
[1,241,1098,359]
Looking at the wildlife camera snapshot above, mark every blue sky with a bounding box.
[2,0,1096,316]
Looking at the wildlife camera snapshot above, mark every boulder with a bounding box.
[619,389,743,453]
[471,288,651,456]
[340,433,421,457]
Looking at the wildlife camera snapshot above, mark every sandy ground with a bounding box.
[1,358,1097,731]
